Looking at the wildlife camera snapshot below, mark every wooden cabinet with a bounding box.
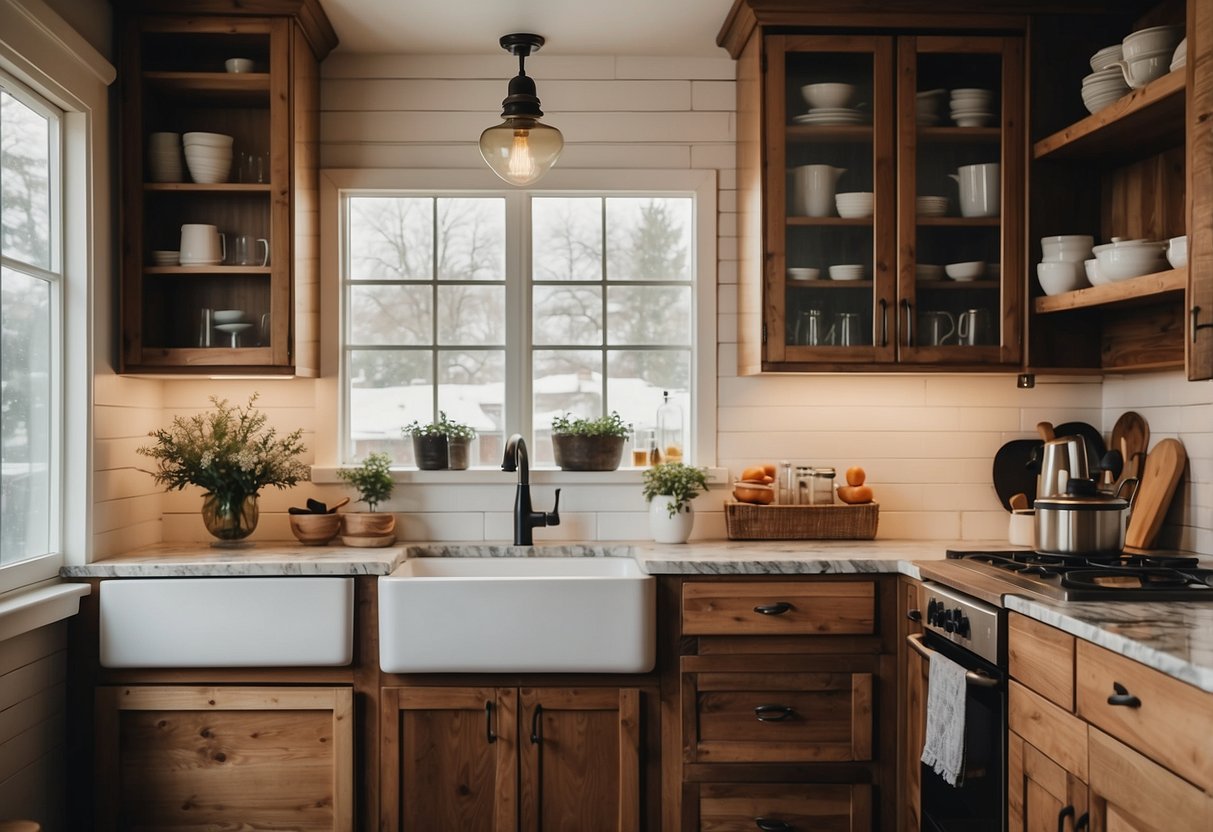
[93,685,355,831]
[1025,0,1211,377]
[115,1,335,374]
[898,578,926,832]
[380,685,644,831]
[673,576,896,831]
[1007,611,1213,832]
[728,22,1025,373]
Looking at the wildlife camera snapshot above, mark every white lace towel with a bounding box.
[920,648,967,786]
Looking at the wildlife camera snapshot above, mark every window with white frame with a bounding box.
[1,72,62,572]
[340,188,699,468]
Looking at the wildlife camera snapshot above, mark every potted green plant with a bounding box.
[138,394,308,545]
[337,451,397,546]
[550,411,630,471]
[403,411,477,470]
[642,461,710,544]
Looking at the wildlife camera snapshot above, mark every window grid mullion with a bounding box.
[430,196,440,422]
[599,197,609,418]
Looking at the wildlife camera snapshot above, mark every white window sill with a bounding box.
[0,580,91,643]
[311,466,731,486]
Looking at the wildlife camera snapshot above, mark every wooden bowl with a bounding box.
[340,512,397,547]
[288,512,341,545]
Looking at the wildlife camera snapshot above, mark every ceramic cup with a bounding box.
[949,162,1001,218]
[1009,509,1036,547]
[179,224,225,265]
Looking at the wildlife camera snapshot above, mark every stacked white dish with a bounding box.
[1171,37,1187,72]
[828,264,864,281]
[787,267,820,281]
[183,132,234,184]
[147,132,183,183]
[1167,235,1187,269]
[1119,25,1184,88]
[1081,66,1130,114]
[795,82,869,125]
[835,191,874,218]
[950,88,995,127]
[916,195,948,217]
[213,309,253,346]
[1093,237,1167,282]
[916,89,946,126]
[149,249,179,266]
[793,108,868,126]
[1090,44,1123,72]
[915,264,944,281]
[1037,234,1093,295]
[945,261,984,281]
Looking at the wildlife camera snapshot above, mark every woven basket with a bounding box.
[724,500,879,540]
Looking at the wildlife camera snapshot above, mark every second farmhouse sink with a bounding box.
[378,555,655,673]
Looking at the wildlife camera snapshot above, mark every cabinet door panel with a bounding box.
[95,686,353,832]
[1087,728,1213,832]
[383,686,517,832]
[1008,731,1087,832]
[519,688,641,832]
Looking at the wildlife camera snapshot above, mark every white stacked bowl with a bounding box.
[1038,235,1093,294]
[828,264,865,281]
[147,132,183,182]
[1089,44,1123,72]
[801,83,854,109]
[1093,238,1167,281]
[945,261,985,281]
[835,191,874,218]
[183,132,234,184]
[1041,234,1094,263]
[916,195,949,217]
[1120,49,1175,88]
[1081,66,1130,113]
[1171,37,1187,72]
[1167,235,1187,269]
[1122,25,1184,60]
[1084,259,1109,287]
[1038,261,1086,295]
[950,88,994,126]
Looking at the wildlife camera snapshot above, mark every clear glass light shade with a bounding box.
[479,119,564,186]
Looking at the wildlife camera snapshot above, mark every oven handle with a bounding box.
[907,633,1001,689]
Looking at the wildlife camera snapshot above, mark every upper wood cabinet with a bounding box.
[115,0,335,374]
[733,27,1024,373]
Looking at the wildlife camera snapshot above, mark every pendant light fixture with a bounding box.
[479,33,564,186]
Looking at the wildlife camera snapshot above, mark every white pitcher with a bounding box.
[948,163,1000,218]
[179,224,226,265]
[791,165,847,217]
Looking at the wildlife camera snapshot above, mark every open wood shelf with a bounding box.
[786,125,873,142]
[916,279,1000,290]
[145,183,272,193]
[143,265,273,275]
[1033,69,1185,161]
[1033,268,1186,314]
[917,126,1002,142]
[144,70,270,92]
[917,216,1001,227]
[787,279,873,288]
[787,216,872,226]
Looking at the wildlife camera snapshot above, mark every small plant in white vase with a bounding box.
[642,461,710,544]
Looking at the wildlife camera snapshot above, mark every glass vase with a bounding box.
[201,492,259,543]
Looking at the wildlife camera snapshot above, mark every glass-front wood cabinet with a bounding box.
[738,31,1024,372]
[117,4,334,374]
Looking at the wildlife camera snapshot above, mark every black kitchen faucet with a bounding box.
[501,434,560,546]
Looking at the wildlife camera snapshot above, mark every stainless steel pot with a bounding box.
[1038,436,1089,498]
[1034,479,1135,555]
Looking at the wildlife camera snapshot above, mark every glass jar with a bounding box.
[656,391,684,463]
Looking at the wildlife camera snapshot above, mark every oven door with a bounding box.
[909,631,1006,832]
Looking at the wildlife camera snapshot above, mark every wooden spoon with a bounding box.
[1009,492,1030,511]
[1125,438,1187,550]
[1110,411,1149,487]
[328,496,351,513]
[1036,421,1055,442]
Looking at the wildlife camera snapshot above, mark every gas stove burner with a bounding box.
[1120,554,1201,570]
[1061,567,1213,594]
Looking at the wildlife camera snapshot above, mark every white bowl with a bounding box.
[828,264,865,281]
[951,88,993,98]
[916,264,944,281]
[1122,25,1184,60]
[182,131,234,148]
[213,309,247,324]
[1166,235,1187,269]
[916,196,948,217]
[1121,52,1174,88]
[1037,261,1086,295]
[945,261,985,281]
[801,83,854,109]
[225,57,255,73]
[1090,44,1123,71]
[1084,258,1110,286]
[1096,242,1167,281]
[954,114,996,127]
[786,267,820,281]
[835,192,874,218]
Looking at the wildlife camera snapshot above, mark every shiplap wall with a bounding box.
[94,52,1211,551]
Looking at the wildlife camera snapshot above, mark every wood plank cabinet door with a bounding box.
[519,687,642,832]
[900,580,927,832]
[381,686,518,832]
[1086,728,1213,832]
[1007,731,1088,832]
[94,685,354,832]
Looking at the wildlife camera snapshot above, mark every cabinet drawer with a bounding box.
[1088,728,1213,832]
[681,581,875,636]
[698,783,872,831]
[685,671,872,763]
[1076,640,1213,792]
[1008,681,1088,783]
[1008,612,1075,709]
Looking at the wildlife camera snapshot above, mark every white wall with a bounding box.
[92,51,1212,552]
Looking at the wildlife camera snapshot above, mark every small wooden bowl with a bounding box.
[341,512,397,547]
[288,512,341,545]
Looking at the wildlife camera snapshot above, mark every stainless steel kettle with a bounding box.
[1037,436,1089,498]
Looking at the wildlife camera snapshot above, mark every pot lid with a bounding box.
[1035,494,1128,510]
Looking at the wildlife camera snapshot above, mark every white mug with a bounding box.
[179,224,225,265]
[949,163,1000,218]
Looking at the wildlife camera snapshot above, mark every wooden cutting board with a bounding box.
[1125,438,1186,549]
[1110,411,1149,487]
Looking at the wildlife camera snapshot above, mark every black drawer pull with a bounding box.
[1107,681,1141,708]
[1075,812,1089,832]
[755,818,792,832]
[1058,806,1074,832]
[754,602,792,616]
[754,704,794,722]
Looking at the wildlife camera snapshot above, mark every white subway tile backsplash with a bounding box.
[877,511,961,540]
[961,511,1012,542]
[615,56,735,81]
[691,80,737,111]
[690,143,736,170]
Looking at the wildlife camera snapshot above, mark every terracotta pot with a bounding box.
[413,434,449,470]
[551,435,625,471]
[341,512,397,547]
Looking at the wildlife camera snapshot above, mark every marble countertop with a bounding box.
[1005,595,1213,693]
[59,538,1213,693]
